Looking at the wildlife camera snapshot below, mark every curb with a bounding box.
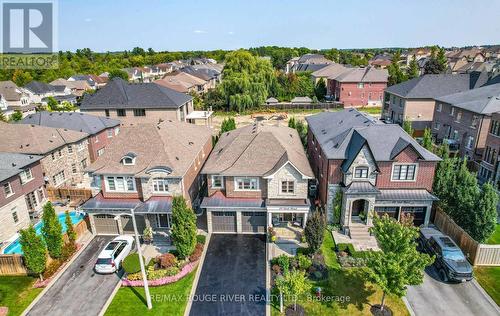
[266,240,271,316]
[21,232,94,316]
[402,296,416,316]
[183,233,211,316]
[472,279,500,313]
[98,276,123,316]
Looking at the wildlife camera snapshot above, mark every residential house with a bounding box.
[311,63,348,88]
[68,74,98,89]
[405,48,432,66]
[180,66,221,89]
[433,83,500,162]
[0,153,47,244]
[80,78,194,125]
[20,111,121,162]
[382,74,481,134]
[306,109,440,232]
[50,78,91,97]
[285,54,333,73]
[24,81,68,104]
[369,55,392,69]
[88,74,108,88]
[80,121,212,235]
[0,122,90,188]
[0,81,34,118]
[201,124,314,234]
[478,111,500,186]
[155,71,208,94]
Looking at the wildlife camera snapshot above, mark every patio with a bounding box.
[273,223,304,241]
[140,231,174,262]
[332,229,379,251]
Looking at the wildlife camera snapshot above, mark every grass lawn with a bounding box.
[475,267,500,306]
[104,269,196,316]
[485,225,500,245]
[0,276,43,316]
[271,230,409,316]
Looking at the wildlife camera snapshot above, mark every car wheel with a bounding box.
[439,269,448,282]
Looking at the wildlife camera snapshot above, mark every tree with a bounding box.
[331,190,343,225]
[108,69,129,81]
[288,116,296,129]
[407,57,419,79]
[424,48,447,75]
[402,117,413,136]
[314,78,327,101]
[0,111,7,122]
[422,128,433,151]
[41,202,63,259]
[294,120,307,147]
[366,215,433,312]
[304,211,326,254]
[10,110,23,122]
[432,146,456,208]
[472,182,499,242]
[278,269,311,312]
[65,211,77,245]
[12,69,33,87]
[19,226,47,280]
[46,96,59,112]
[387,51,407,86]
[448,158,480,223]
[170,196,197,259]
[220,117,236,134]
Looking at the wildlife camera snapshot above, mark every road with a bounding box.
[25,236,122,316]
[406,266,500,316]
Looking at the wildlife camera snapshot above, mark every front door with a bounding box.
[351,200,365,216]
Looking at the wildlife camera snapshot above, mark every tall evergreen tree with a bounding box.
[170,196,197,259]
[65,210,77,245]
[471,182,499,242]
[19,226,47,280]
[41,202,63,259]
[314,78,327,101]
[407,57,419,79]
[432,147,456,208]
[402,117,414,136]
[422,128,433,151]
[448,159,480,226]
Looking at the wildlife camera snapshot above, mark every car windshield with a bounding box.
[105,241,120,251]
[96,258,112,265]
[442,249,466,261]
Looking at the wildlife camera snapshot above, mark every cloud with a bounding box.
[84,18,92,22]
[193,30,207,34]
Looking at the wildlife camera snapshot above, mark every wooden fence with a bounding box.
[434,208,500,266]
[0,216,91,275]
[262,102,343,111]
[46,186,92,206]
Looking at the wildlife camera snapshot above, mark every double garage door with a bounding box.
[211,211,266,233]
[93,214,146,235]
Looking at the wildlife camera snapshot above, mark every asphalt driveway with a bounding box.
[26,236,122,316]
[189,234,266,316]
[406,266,500,316]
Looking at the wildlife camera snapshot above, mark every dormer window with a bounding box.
[121,152,137,165]
[354,166,369,179]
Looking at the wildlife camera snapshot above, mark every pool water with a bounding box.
[2,212,85,255]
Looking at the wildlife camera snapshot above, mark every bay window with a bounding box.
[153,178,169,192]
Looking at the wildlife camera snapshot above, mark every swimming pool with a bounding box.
[2,212,85,255]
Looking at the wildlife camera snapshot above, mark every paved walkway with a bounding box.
[332,230,379,251]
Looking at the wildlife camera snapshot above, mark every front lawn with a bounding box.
[0,276,43,316]
[485,225,500,245]
[104,269,196,316]
[475,267,500,306]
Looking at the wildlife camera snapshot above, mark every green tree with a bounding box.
[0,111,7,122]
[407,57,419,79]
[294,120,308,147]
[432,147,456,208]
[288,116,296,129]
[402,117,413,136]
[436,48,448,71]
[19,225,47,280]
[108,69,129,81]
[424,48,447,74]
[304,211,326,254]
[332,190,343,225]
[279,269,312,311]
[41,202,63,259]
[64,211,77,245]
[10,110,23,122]
[448,158,480,224]
[366,215,433,312]
[46,96,59,112]
[472,182,499,242]
[220,117,236,134]
[422,128,433,151]
[12,69,33,87]
[314,78,327,101]
[387,51,407,85]
[170,196,197,259]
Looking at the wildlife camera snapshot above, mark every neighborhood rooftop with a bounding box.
[435,82,500,114]
[385,74,476,98]
[0,152,43,182]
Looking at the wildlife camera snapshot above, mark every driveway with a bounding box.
[406,266,500,316]
[190,234,266,316]
[26,236,122,316]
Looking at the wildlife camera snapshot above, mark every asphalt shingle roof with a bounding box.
[378,189,438,201]
[385,74,473,99]
[24,81,57,94]
[435,83,500,114]
[0,152,43,182]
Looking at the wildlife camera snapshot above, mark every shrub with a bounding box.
[147,266,180,280]
[43,259,63,279]
[272,264,282,275]
[338,256,366,268]
[61,242,77,261]
[304,211,326,254]
[158,253,178,269]
[297,254,312,271]
[272,254,290,273]
[196,235,206,244]
[122,253,144,274]
[336,243,355,255]
[169,249,180,257]
[189,243,204,262]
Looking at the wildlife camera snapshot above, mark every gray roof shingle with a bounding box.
[385,74,474,98]
[377,189,438,201]
[0,153,43,182]
[435,83,500,114]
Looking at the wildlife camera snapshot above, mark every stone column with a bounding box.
[267,212,273,228]
[236,211,242,233]
[206,210,212,234]
[302,212,308,228]
[117,216,124,235]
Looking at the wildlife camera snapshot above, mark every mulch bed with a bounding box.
[285,304,306,316]
[370,304,393,316]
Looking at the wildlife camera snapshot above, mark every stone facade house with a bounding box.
[0,122,90,188]
[81,121,212,235]
[80,78,194,125]
[0,81,34,118]
[200,124,314,234]
[306,109,440,235]
[478,111,500,186]
[21,111,120,162]
[0,153,46,244]
[433,83,500,163]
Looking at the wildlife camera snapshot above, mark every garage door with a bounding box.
[211,211,236,233]
[93,214,119,235]
[401,206,427,226]
[121,215,146,234]
[242,212,266,233]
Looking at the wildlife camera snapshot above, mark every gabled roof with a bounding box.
[385,74,473,98]
[311,63,348,78]
[86,121,211,178]
[332,67,388,83]
[80,78,192,110]
[0,81,24,101]
[20,111,120,135]
[201,124,313,178]
[24,81,57,94]
[435,83,500,115]
[51,78,91,91]
[305,109,440,162]
[0,152,43,182]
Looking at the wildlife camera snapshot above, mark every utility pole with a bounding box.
[131,206,152,309]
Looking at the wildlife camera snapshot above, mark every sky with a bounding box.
[59,0,500,52]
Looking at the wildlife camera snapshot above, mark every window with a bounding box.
[95,136,99,143]
[77,141,86,151]
[354,166,369,178]
[97,148,105,157]
[19,169,33,184]
[117,109,126,117]
[52,171,65,185]
[133,109,146,116]
[465,136,474,150]
[68,145,73,153]
[434,122,440,130]
[12,208,18,223]
[484,146,497,165]
[211,175,224,188]
[122,157,135,165]
[81,158,88,169]
[105,109,110,117]
[281,181,295,194]
[471,115,479,128]
[357,83,364,89]
[235,177,259,190]
[392,164,417,181]
[71,163,77,174]
[107,129,113,138]
[106,176,136,192]
[450,106,455,116]
[437,103,442,112]
[456,111,462,122]
[115,127,120,135]
[153,178,169,192]
[490,120,500,136]
[3,182,13,196]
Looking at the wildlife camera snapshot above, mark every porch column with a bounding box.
[267,212,273,228]
[423,202,433,227]
[207,210,212,234]
[302,212,308,228]
[117,216,124,235]
[236,211,242,233]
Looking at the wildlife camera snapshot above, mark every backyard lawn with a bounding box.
[485,224,500,244]
[271,230,409,316]
[104,270,196,316]
[475,267,500,306]
[0,276,42,316]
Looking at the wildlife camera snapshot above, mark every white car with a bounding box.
[94,235,135,274]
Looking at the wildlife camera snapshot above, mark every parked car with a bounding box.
[94,235,135,274]
[418,227,473,282]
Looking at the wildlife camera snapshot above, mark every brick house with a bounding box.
[0,153,47,244]
[0,122,90,188]
[80,78,194,125]
[81,121,212,235]
[200,124,314,235]
[306,109,440,234]
[433,83,500,162]
[478,111,500,186]
[21,111,120,162]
